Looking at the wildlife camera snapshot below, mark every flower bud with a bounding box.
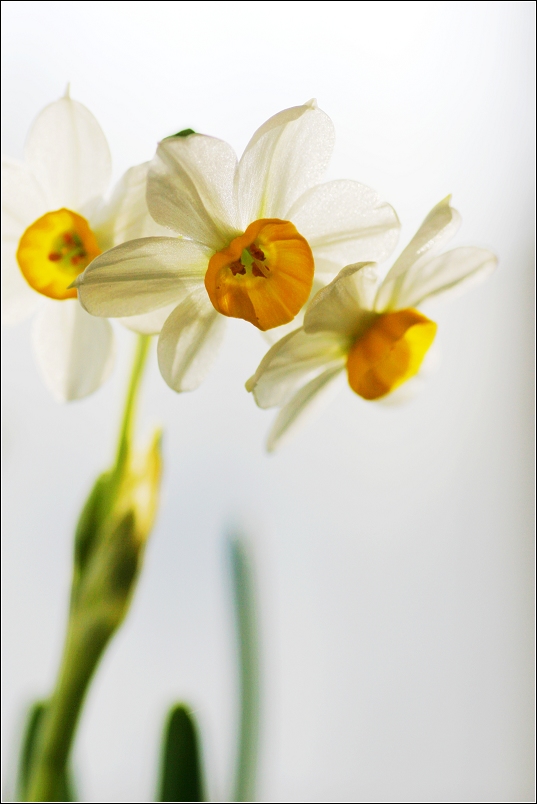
[71,430,162,631]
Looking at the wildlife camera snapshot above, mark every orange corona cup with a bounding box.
[204,219,314,331]
[346,309,437,400]
[17,208,101,300]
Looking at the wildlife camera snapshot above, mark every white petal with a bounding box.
[119,302,178,335]
[92,162,171,252]
[147,135,240,250]
[157,293,225,392]
[1,242,41,326]
[266,366,344,453]
[2,157,49,236]
[391,247,498,309]
[237,100,335,225]
[1,158,49,325]
[75,237,209,318]
[376,196,461,310]
[32,299,115,401]
[302,257,345,286]
[304,263,379,337]
[246,327,347,409]
[25,96,112,211]
[289,180,400,269]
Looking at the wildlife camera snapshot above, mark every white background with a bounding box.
[2,1,534,801]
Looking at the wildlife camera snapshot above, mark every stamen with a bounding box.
[230,260,246,275]
[250,243,265,261]
[252,261,270,278]
[48,252,62,262]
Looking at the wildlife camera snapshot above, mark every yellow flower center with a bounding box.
[16,208,101,300]
[204,218,314,331]
[346,308,437,400]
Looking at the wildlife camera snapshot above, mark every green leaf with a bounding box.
[16,701,76,802]
[229,536,260,802]
[158,704,205,802]
[170,128,196,138]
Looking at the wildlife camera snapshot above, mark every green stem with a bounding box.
[25,334,152,802]
[25,618,112,801]
[114,333,151,477]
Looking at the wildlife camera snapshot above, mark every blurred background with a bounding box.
[1,1,534,801]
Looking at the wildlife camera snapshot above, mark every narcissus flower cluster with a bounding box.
[3,94,497,449]
[75,100,400,392]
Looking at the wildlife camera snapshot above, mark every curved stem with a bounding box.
[25,334,152,802]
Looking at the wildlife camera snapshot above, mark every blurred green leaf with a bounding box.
[229,537,260,802]
[158,704,205,802]
[16,701,75,802]
[16,701,45,801]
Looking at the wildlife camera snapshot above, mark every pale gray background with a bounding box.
[2,1,534,801]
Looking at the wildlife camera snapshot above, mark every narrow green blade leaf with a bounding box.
[229,537,260,802]
[16,701,75,801]
[158,704,205,802]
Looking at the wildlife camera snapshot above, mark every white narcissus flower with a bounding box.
[247,197,497,451]
[75,101,401,393]
[2,91,168,401]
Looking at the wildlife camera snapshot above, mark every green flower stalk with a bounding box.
[25,335,161,802]
[230,538,260,802]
